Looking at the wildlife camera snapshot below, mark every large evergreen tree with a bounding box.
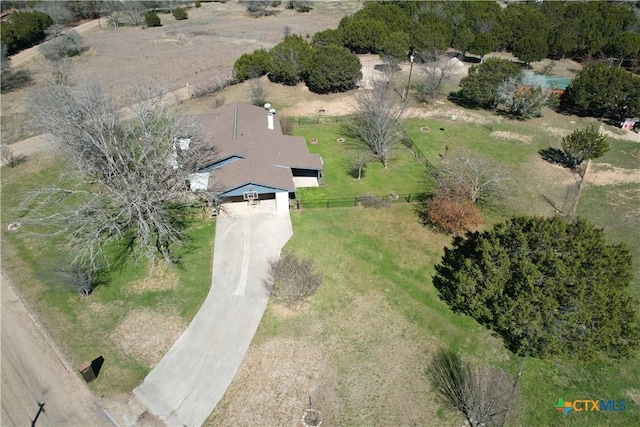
[268,35,312,86]
[304,45,361,94]
[457,58,521,109]
[561,63,640,120]
[233,48,270,81]
[0,10,53,54]
[433,216,639,361]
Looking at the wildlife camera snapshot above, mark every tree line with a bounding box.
[317,1,640,68]
[233,34,363,95]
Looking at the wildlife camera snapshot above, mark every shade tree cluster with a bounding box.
[456,57,556,119]
[233,35,362,94]
[455,57,640,122]
[561,63,640,122]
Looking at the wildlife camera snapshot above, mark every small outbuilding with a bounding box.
[188,102,323,212]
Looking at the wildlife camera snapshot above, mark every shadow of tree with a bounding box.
[539,147,572,168]
[1,69,34,93]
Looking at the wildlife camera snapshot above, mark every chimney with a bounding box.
[268,109,275,130]
[264,103,275,130]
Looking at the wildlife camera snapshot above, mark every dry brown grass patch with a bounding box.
[490,130,533,144]
[587,163,640,186]
[128,261,178,294]
[209,291,443,426]
[111,308,185,367]
[624,389,640,406]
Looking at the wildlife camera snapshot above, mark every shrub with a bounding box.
[264,253,322,307]
[280,115,294,135]
[356,194,389,208]
[40,28,83,61]
[44,258,103,297]
[172,7,188,20]
[145,11,161,27]
[424,197,483,234]
[233,48,270,82]
[287,1,312,12]
[1,145,24,167]
[190,72,234,98]
[195,1,201,7]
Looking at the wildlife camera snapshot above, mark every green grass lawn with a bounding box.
[3,106,639,426]
[237,115,640,426]
[256,205,640,426]
[292,121,430,202]
[1,154,215,397]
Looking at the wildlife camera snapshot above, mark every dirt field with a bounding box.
[1,0,361,143]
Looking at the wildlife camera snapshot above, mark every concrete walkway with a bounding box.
[134,201,293,426]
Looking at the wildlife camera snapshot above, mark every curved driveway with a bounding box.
[134,202,293,426]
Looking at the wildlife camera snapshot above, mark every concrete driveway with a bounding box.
[134,201,293,426]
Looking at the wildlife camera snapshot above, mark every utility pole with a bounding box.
[404,53,415,100]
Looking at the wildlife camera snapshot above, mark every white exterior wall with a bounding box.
[275,191,289,212]
[188,172,210,191]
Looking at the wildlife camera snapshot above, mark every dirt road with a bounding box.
[1,270,115,427]
[9,19,102,68]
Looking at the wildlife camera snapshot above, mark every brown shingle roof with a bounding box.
[193,102,322,193]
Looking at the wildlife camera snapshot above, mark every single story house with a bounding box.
[188,102,323,212]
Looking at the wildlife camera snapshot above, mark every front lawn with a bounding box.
[1,153,216,397]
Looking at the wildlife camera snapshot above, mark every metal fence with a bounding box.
[294,116,346,126]
[396,124,437,173]
[293,193,417,209]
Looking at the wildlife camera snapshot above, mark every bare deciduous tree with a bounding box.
[348,150,371,180]
[248,77,268,107]
[26,79,220,266]
[415,59,456,103]
[345,76,406,168]
[428,349,515,427]
[105,0,146,27]
[496,75,549,119]
[435,152,509,204]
